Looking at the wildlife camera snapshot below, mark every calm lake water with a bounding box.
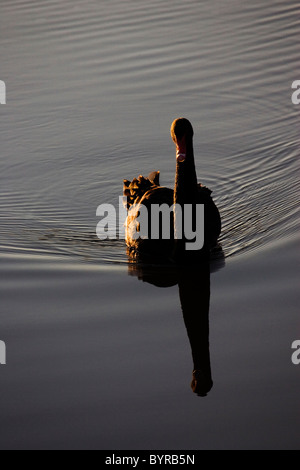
[0,0,299,450]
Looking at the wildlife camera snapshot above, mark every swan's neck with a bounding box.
[174,139,198,205]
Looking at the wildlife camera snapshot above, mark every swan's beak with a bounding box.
[176,139,187,163]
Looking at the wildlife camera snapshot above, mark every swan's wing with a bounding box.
[148,170,160,186]
[123,172,163,209]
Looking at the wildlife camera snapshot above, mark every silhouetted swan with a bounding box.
[124,118,221,262]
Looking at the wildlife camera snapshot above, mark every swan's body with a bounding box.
[124,118,221,262]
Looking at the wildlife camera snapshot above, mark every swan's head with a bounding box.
[171,118,194,163]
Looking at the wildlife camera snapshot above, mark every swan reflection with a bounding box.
[128,250,225,397]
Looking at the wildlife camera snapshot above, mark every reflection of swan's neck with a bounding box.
[178,267,213,396]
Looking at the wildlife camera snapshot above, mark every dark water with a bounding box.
[0,0,299,449]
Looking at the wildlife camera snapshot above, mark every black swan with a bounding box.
[124,118,221,262]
